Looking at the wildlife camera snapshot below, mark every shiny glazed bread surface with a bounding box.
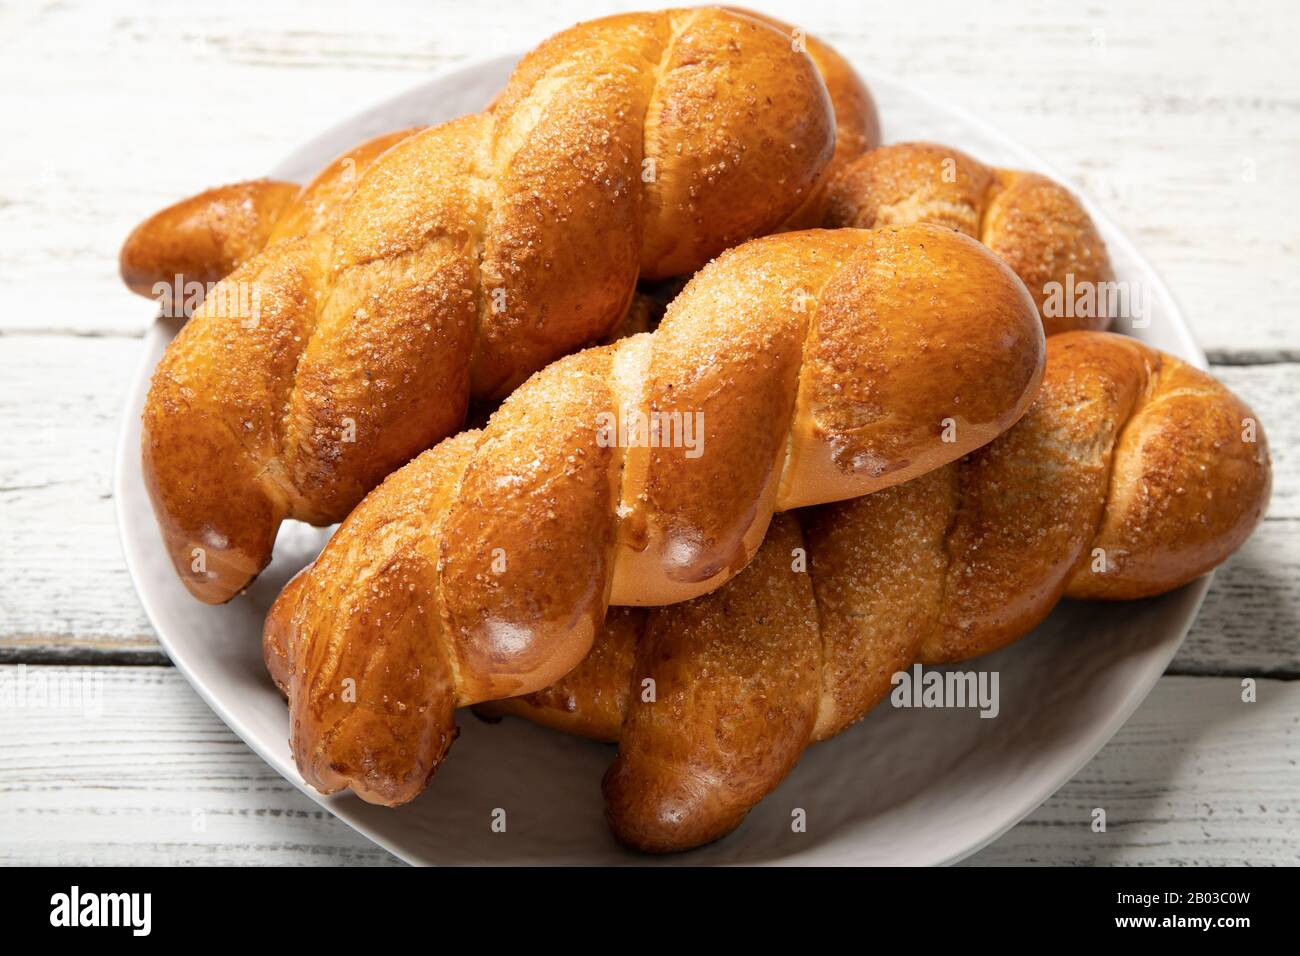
[262,224,1046,806]
[826,141,1115,335]
[141,7,838,603]
[485,331,1272,851]
[119,16,878,300]
[119,129,419,298]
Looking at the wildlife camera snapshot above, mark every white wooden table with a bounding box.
[1,0,1297,865]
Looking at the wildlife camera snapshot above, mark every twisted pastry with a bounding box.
[826,142,1114,334]
[118,17,878,304]
[120,129,419,299]
[484,330,1271,851]
[262,224,1045,805]
[142,7,839,603]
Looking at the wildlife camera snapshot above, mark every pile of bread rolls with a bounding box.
[123,7,1271,853]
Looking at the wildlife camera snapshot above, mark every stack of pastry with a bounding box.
[122,7,1271,853]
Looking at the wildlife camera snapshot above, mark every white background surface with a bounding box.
[1,0,1297,865]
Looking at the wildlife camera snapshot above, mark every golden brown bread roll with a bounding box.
[826,142,1114,335]
[485,330,1272,851]
[119,17,878,302]
[143,7,840,604]
[119,179,298,300]
[262,224,1046,806]
[119,129,418,299]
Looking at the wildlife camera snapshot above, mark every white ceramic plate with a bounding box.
[115,55,1210,866]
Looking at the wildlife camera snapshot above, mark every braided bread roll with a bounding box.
[143,7,840,603]
[119,19,878,304]
[485,330,1271,851]
[120,129,419,299]
[826,142,1114,335]
[262,224,1045,805]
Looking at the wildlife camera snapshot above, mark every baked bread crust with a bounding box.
[262,224,1045,805]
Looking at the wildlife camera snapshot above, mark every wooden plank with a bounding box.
[0,336,151,659]
[0,0,1296,355]
[968,675,1300,865]
[1173,520,1300,677]
[1,667,1293,865]
[2,333,1297,673]
[0,666,397,865]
